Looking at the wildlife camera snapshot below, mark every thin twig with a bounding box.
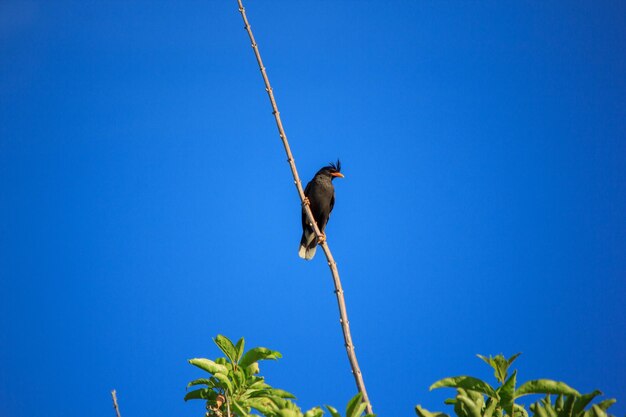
[111,390,122,417]
[236,1,372,414]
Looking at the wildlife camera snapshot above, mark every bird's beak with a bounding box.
[331,172,344,178]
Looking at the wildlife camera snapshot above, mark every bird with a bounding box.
[298,160,344,260]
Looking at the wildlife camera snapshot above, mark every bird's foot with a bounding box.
[302,197,310,207]
[317,233,326,245]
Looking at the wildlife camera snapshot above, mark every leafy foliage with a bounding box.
[529,391,617,417]
[186,335,373,417]
[416,354,616,417]
[187,339,616,417]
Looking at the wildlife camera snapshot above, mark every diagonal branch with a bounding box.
[236,1,372,414]
[111,390,122,417]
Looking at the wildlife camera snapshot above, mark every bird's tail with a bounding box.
[298,229,317,260]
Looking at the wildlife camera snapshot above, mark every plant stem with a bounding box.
[235,1,373,414]
[111,390,122,417]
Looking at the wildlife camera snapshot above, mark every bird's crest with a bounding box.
[327,159,341,173]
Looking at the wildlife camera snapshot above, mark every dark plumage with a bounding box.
[298,160,344,260]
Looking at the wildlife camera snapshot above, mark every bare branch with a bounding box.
[236,1,373,414]
[111,390,122,417]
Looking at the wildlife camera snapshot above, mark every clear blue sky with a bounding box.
[1,1,624,417]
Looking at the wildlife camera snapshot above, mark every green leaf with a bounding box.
[493,355,511,384]
[477,354,493,367]
[346,393,364,417]
[247,378,269,390]
[214,335,238,365]
[532,402,549,417]
[268,388,297,399]
[573,391,603,415]
[594,399,616,412]
[245,397,275,414]
[454,397,470,417]
[187,378,215,388]
[232,400,250,417]
[243,388,267,399]
[239,347,283,368]
[189,358,229,375]
[246,362,260,375]
[477,354,508,384]
[184,388,215,401]
[555,395,565,411]
[277,409,301,417]
[430,376,499,399]
[589,405,607,417]
[327,405,342,417]
[416,405,450,417]
[214,372,233,393]
[467,389,485,404]
[559,394,576,417]
[352,403,368,417]
[545,398,558,417]
[516,380,580,399]
[267,396,291,410]
[235,337,245,363]
[514,404,529,417]
[456,389,484,417]
[498,370,517,416]
[507,353,522,367]
[304,407,325,417]
[233,366,247,390]
[477,354,521,385]
[484,398,498,417]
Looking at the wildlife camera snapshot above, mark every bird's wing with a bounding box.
[319,194,333,230]
[303,179,313,196]
[302,180,314,230]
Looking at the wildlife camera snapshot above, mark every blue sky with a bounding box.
[1,1,625,417]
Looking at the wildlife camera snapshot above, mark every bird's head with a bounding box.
[316,159,344,180]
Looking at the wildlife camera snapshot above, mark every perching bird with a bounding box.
[298,160,344,260]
